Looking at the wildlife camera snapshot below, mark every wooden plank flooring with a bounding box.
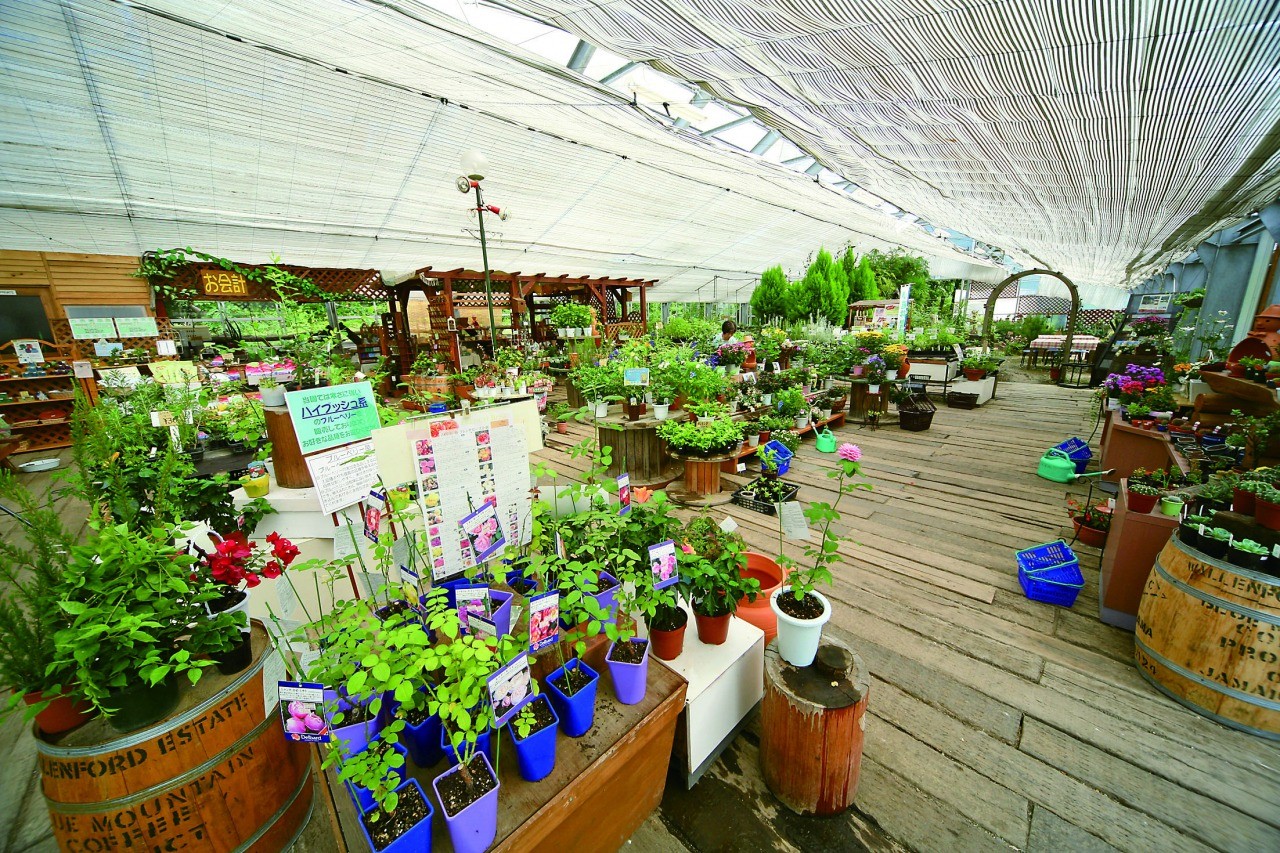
[537,378,1280,852]
[4,377,1279,851]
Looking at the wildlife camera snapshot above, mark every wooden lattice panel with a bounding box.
[163,263,384,303]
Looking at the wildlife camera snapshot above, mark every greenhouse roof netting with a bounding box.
[0,0,1005,300]
[495,0,1280,290]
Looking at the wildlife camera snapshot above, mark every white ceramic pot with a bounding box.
[868,384,881,394]
[559,327,572,337]
[886,369,899,381]
[770,587,832,667]
[762,393,773,405]
[594,401,610,418]
[747,434,760,447]
[208,587,252,633]
[825,378,836,390]
[654,404,670,421]
[259,386,286,407]
[795,416,809,429]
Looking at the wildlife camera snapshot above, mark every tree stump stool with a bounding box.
[760,638,870,816]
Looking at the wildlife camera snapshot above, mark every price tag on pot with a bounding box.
[278,682,331,743]
[779,501,811,541]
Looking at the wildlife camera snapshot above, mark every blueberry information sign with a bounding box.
[285,381,380,454]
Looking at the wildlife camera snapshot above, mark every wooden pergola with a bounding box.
[386,267,657,372]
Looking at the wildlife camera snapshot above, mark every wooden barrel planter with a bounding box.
[1135,534,1280,739]
[760,638,870,815]
[565,380,585,409]
[667,447,739,505]
[37,624,315,851]
[264,406,313,488]
[595,418,682,488]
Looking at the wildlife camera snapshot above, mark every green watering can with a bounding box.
[815,428,837,453]
[1036,449,1114,484]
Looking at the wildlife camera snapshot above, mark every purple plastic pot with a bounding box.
[440,726,495,767]
[345,740,408,813]
[325,690,384,757]
[433,751,500,853]
[606,638,651,705]
[545,659,599,737]
[509,695,559,782]
[356,777,434,853]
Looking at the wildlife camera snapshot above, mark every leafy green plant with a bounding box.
[1127,482,1162,497]
[1232,538,1268,555]
[678,517,759,616]
[51,523,243,715]
[549,302,593,328]
[777,443,873,602]
[774,388,807,418]
[0,474,77,722]
[1206,527,1233,542]
[656,417,741,456]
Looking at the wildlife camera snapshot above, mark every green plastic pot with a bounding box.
[1159,496,1185,517]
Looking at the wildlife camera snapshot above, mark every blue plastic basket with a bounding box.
[1054,437,1092,474]
[1015,540,1084,607]
[760,439,793,475]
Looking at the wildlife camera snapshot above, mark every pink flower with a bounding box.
[285,717,307,734]
[288,700,309,719]
[304,712,326,732]
[838,443,862,462]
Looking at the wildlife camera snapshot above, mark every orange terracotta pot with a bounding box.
[24,690,95,735]
[734,552,786,645]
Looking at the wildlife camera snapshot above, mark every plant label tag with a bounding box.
[1107,497,1115,510]
[719,516,738,534]
[278,682,331,742]
[617,474,631,515]
[772,362,781,372]
[469,614,498,645]
[150,410,178,427]
[487,651,533,727]
[456,584,491,633]
[392,536,411,572]
[528,590,560,652]
[1272,544,1280,558]
[648,539,679,590]
[72,360,93,379]
[779,501,811,541]
[333,515,360,561]
[736,462,747,473]
[363,490,387,543]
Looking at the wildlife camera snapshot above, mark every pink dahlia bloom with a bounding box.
[838,443,862,462]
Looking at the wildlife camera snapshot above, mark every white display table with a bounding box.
[947,375,997,406]
[647,601,765,787]
[905,358,959,383]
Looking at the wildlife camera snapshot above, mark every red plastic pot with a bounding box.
[649,624,686,660]
[962,368,986,381]
[1127,489,1159,514]
[735,552,786,645]
[1233,487,1257,515]
[24,690,95,735]
[694,612,731,645]
[1072,519,1107,549]
[1227,362,1246,378]
[1257,497,1280,531]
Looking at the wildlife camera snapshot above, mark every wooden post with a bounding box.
[760,638,870,816]
[264,406,313,488]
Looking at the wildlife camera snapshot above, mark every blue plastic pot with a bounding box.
[356,777,434,853]
[433,752,499,853]
[403,709,444,769]
[559,570,619,631]
[440,726,495,767]
[545,659,599,737]
[606,638,651,705]
[508,695,559,782]
[345,740,408,813]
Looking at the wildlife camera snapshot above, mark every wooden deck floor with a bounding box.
[4,378,1278,851]
[538,378,1280,852]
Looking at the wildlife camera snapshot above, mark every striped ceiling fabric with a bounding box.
[496,0,1280,289]
[0,0,1003,300]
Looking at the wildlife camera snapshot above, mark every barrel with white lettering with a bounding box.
[1134,534,1280,739]
[37,623,315,851]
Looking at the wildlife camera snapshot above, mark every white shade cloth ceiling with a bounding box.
[0,0,1002,300]
[496,0,1280,290]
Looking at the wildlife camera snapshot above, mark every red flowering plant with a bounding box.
[195,531,300,613]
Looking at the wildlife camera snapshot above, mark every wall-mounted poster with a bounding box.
[114,317,160,337]
[1137,293,1173,313]
[13,339,43,364]
[68,318,118,340]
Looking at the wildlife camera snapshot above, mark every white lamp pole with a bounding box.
[457,149,500,354]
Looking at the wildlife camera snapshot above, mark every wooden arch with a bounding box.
[981,268,1081,386]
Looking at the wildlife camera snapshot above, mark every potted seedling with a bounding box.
[1200,527,1233,559]
[651,381,674,421]
[547,401,572,435]
[51,522,244,732]
[1229,538,1269,570]
[1066,497,1111,549]
[1179,514,1213,550]
[544,557,607,737]
[1256,485,1280,531]
[258,374,287,407]
[679,515,759,645]
[602,581,652,705]
[1125,481,1162,513]
[509,692,560,782]
[1159,494,1185,517]
[0,475,93,735]
[772,442,872,666]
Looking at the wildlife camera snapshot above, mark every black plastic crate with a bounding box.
[731,478,800,514]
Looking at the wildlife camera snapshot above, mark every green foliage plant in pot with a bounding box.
[657,416,742,459]
[772,442,873,666]
[52,522,245,732]
[679,515,760,645]
[0,473,93,735]
[1200,526,1233,559]
[1228,537,1269,570]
